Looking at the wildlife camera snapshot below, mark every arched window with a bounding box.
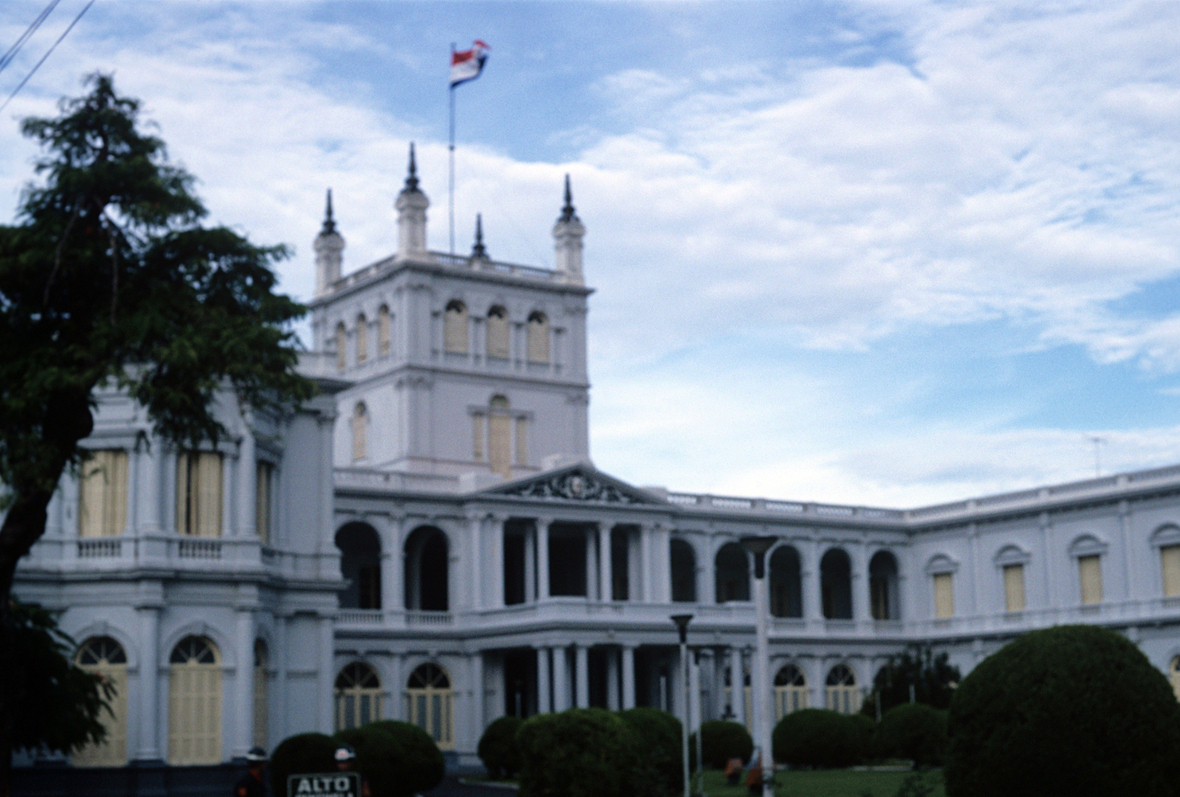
[825,664,860,715]
[444,301,468,354]
[335,322,347,371]
[770,545,802,618]
[351,403,367,462]
[377,305,391,356]
[406,663,454,749]
[335,662,381,730]
[869,550,900,620]
[1155,526,1180,597]
[405,527,449,611]
[527,311,549,364]
[487,305,509,359]
[995,546,1029,613]
[73,637,128,767]
[253,640,268,750]
[336,522,382,610]
[78,449,128,538]
[670,538,696,603]
[176,452,223,538]
[774,664,808,720]
[355,313,368,363]
[820,548,852,619]
[488,395,511,478]
[715,543,749,603]
[168,636,221,765]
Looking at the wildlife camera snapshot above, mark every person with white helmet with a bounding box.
[334,744,371,797]
[234,747,268,797]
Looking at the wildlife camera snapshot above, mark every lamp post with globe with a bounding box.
[740,535,776,797]
[671,613,694,797]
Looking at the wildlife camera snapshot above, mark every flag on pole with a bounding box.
[450,40,490,87]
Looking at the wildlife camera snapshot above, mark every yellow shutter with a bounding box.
[444,305,467,353]
[196,453,222,538]
[335,323,347,371]
[356,315,368,363]
[489,415,511,478]
[79,450,128,537]
[933,572,954,618]
[169,663,221,765]
[527,315,549,363]
[72,665,127,766]
[351,405,367,461]
[1079,555,1102,605]
[487,309,509,358]
[1004,564,1025,612]
[255,462,272,544]
[472,414,484,460]
[1162,546,1180,597]
[378,307,391,356]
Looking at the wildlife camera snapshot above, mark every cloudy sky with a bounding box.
[3,1,1180,508]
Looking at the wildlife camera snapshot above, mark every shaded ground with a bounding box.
[425,775,517,796]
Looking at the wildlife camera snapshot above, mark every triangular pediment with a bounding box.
[480,462,666,505]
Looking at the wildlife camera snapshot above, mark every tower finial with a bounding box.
[404,142,419,192]
[470,213,488,259]
[321,188,337,235]
[559,174,579,223]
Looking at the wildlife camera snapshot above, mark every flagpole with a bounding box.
[449,42,456,256]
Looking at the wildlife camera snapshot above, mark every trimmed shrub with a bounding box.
[478,715,524,778]
[269,732,337,797]
[618,707,683,796]
[773,709,864,768]
[517,708,644,797]
[946,624,1180,797]
[693,719,753,770]
[848,711,876,763]
[368,720,446,794]
[873,703,947,768]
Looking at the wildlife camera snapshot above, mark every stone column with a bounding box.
[536,518,551,600]
[384,516,405,615]
[575,644,589,708]
[471,652,485,743]
[490,515,505,609]
[606,648,620,710]
[852,542,871,625]
[135,604,161,760]
[598,524,612,601]
[390,654,405,720]
[652,524,672,603]
[641,525,654,602]
[318,614,335,733]
[622,645,636,710]
[237,425,257,538]
[729,647,745,727]
[802,540,823,625]
[233,608,256,758]
[524,526,536,603]
[552,646,569,711]
[585,525,597,600]
[536,647,552,713]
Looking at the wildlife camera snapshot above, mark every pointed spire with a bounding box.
[470,213,488,260]
[320,188,337,235]
[559,174,579,223]
[403,142,420,192]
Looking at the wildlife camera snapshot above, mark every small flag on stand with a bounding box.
[450,40,490,87]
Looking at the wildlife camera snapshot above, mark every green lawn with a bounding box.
[696,767,946,797]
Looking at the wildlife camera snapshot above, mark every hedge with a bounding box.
[873,703,947,768]
[269,732,337,797]
[478,715,524,778]
[517,708,644,797]
[946,624,1180,797]
[773,709,865,768]
[692,719,753,770]
[618,707,683,796]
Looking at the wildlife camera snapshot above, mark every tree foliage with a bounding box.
[0,73,311,791]
[8,599,113,756]
[516,709,644,797]
[945,625,1180,797]
[772,709,867,769]
[478,715,524,778]
[867,646,961,714]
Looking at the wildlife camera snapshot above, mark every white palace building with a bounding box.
[16,148,1180,778]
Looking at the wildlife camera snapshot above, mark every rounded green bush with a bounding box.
[478,715,524,778]
[618,707,683,796]
[517,708,644,797]
[773,709,865,768]
[367,720,446,794]
[694,719,753,770]
[946,625,1180,797]
[873,703,946,768]
[269,732,337,797]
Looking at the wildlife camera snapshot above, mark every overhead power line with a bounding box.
[0,0,96,114]
[0,0,62,75]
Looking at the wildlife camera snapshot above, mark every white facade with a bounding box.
[16,152,1180,773]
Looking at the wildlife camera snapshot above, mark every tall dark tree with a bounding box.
[0,74,312,791]
[867,646,961,715]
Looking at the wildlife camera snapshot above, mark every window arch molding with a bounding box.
[924,554,958,575]
[335,660,384,730]
[992,544,1031,566]
[1150,524,1180,548]
[160,623,235,670]
[73,624,138,669]
[1068,534,1108,557]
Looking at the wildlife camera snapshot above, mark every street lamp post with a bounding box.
[671,614,694,797]
[741,535,776,797]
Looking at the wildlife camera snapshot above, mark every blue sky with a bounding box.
[4,0,1180,507]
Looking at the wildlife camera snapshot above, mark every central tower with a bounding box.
[309,148,593,491]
